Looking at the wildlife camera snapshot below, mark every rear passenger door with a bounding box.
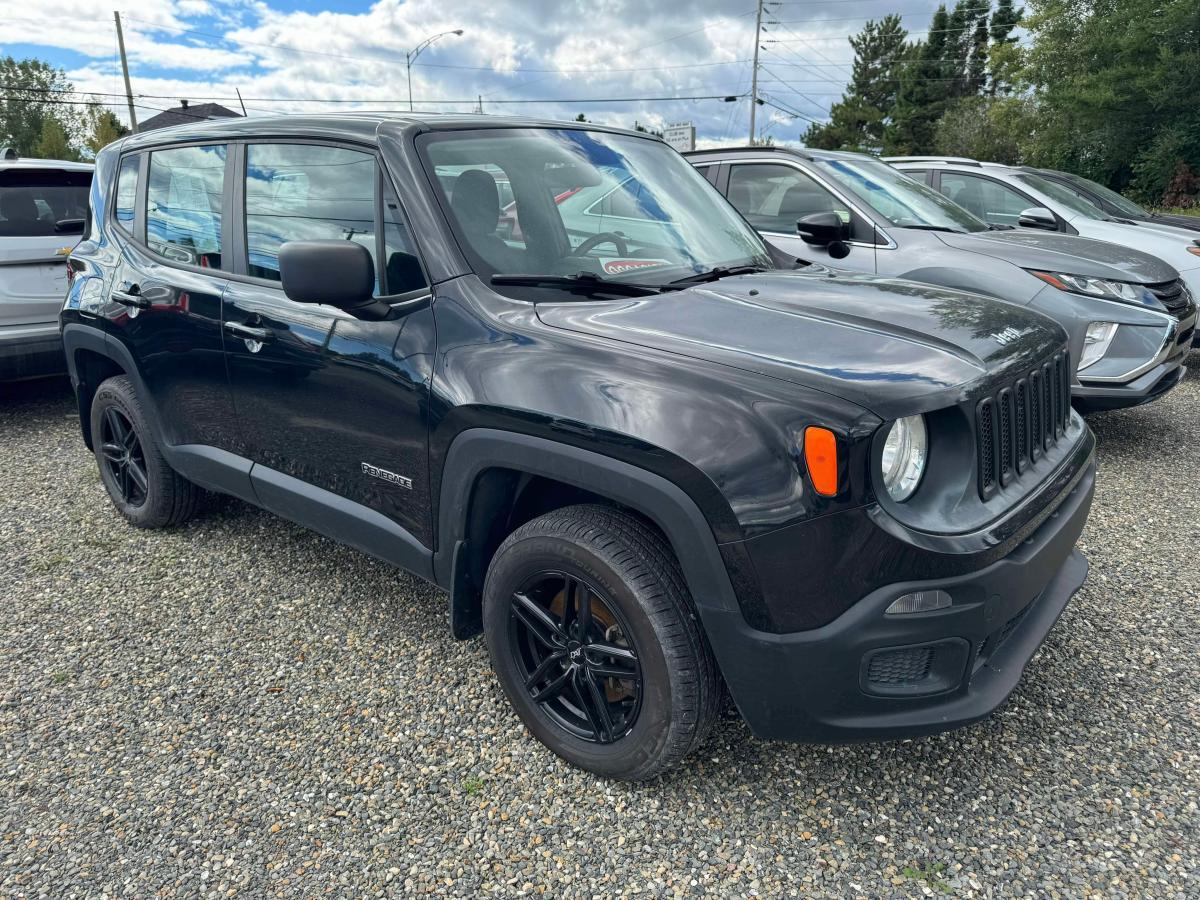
[222,141,436,546]
[102,143,239,452]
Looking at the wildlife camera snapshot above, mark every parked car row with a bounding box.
[6,113,1192,780]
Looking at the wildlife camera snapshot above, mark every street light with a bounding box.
[406,29,464,112]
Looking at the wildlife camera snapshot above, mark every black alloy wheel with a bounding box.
[507,572,642,744]
[99,405,148,507]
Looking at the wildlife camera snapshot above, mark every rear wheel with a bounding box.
[483,504,721,780]
[90,375,200,528]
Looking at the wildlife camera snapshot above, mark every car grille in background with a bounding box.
[1146,279,1194,316]
[976,348,1071,500]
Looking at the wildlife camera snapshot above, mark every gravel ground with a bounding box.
[1,366,1198,898]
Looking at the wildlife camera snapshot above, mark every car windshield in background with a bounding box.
[1015,173,1109,220]
[1061,173,1149,218]
[815,157,989,234]
[420,127,772,284]
[0,169,91,237]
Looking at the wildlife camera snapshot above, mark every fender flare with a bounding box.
[433,428,742,631]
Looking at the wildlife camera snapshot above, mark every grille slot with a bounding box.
[976,348,1071,500]
[866,647,934,686]
[1147,279,1194,315]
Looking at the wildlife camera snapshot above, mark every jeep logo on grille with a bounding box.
[993,326,1023,346]
[361,462,413,490]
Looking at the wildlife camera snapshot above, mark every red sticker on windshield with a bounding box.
[601,258,672,275]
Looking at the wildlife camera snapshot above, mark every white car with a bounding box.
[0,151,93,380]
[887,157,1200,323]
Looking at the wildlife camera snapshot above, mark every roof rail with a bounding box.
[882,155,981,167]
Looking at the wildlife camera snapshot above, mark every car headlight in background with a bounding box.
[1187,243,1200,258]
[880,415,927,502]
[1028,270,1142,302]
[1078,321,1119,371]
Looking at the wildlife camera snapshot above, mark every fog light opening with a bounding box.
[885,589,952,615]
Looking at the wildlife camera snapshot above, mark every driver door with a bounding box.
[223,141,436,546]
[723,163,876,272]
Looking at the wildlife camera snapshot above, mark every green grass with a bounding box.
[901,862,953,894]
[1151,207,1200,217]
[462,775,485,796]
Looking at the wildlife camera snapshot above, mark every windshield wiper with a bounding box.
[666,265,766,287]
[897,224,966,234]
[491,272,663,297]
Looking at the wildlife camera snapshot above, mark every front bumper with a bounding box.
[0,323,65,381]
[703,454,1095,743]
[1073,357,1185,413]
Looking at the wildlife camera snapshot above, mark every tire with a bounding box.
[482,504,722,780]
[90,375,200,529]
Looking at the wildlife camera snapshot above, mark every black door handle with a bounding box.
[111,286,149,308]
[224,321,274,342]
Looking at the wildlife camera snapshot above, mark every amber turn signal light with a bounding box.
[804,426,839,497]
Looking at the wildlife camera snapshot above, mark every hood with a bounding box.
[933,229,1179,284]
[535,269,1065,417]
[1061,218,1200,273]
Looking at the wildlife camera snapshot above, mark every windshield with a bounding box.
[419,127,771,284]
[1015,173,1108,220]
[1061,173,1148,217]
[814,156,989,233]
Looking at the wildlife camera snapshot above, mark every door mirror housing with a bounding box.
[796,211,848,246]
[278,240,386,317]
[1017,207,1058,231]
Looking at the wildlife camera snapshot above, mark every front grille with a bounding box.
[1147,279,1194,316]
[976,348,1072,500]
[866,647,934,685]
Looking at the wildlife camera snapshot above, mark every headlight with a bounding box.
[1187,244,1200,258]
[880,415,927,502]
[1078,321,1119,371]
[1029,270,1142,302]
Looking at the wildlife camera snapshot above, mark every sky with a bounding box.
[0,0,945,146]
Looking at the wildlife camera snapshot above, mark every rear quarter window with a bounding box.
[0,169,92,237]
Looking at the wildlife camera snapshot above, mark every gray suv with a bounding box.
[687,147,1194,412]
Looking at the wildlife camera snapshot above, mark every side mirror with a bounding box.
[796,211,848,246]
[279,240,382,316]
[1017,207,1058,230]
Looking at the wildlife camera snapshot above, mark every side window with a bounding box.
[114,154,139,231]
[940,173,1030,226]
[245,143,377,283]
[380,182,428,296]
[727,164,852,233]
[146,144,226,268]
[902,168,932,186]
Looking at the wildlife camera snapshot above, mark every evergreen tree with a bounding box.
[802,14,908,152]
[885,5,952,153]
[34,116,76,161]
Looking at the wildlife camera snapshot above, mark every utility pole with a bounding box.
[114,11,138,133]
[749,0,764,145]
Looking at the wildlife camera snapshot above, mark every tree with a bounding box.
[988,0,1023,94]
[1021,0,1200,202]
[885,5,952,153]
[802,15,908,152]
[934,95,1030,163]
[0,56,81,156]
[85,109,130,155]
[35,116,77,161]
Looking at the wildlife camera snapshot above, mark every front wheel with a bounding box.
[483,505,721,780]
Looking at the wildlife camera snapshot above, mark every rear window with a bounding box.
[0,169,91,237]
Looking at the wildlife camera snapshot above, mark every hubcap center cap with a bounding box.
[567,640,584,664]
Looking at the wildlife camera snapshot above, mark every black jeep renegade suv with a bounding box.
[62,114,1095,780]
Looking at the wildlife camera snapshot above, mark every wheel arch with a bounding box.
[62,323,138,450]
[434,429,742,641]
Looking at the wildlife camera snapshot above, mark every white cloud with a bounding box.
[1,0,945,140]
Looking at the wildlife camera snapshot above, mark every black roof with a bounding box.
[138,102,242,132]
[119,112,659,152]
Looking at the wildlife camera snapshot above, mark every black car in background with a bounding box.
[62,114,1094,779]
